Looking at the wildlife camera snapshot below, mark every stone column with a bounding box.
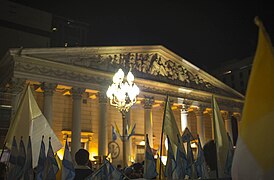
[98,92,108,157]
[70,87,85,159]
[41,82,57,126]
[144,96,154,147]
[225,112,233,144]
[10,78,25,121]
[180,107,188,132]
[196,107,206,146]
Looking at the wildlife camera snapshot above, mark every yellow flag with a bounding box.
[162,96,180,150]
[212,95,229,178]
[232,17,274,179]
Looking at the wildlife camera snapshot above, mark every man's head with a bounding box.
[75,149,90,166]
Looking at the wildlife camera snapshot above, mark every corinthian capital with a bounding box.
[143,96,154,109]
[41,82,57,96]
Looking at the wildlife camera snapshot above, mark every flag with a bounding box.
[212,95,229,178]
[111,125,117,141]
[232,17,274,179]
[224,133,234,177]
[36,136,46,180]
[62,138,75,180]
[43,137,59,179]
[24,136,34,180]
[182,127,194,142]
[195,134,209,179]
[174,134,187,179]
[86,159,123,180]
[144,134,158,179]
[164,136,176,179]
[162,95,181,156]
[114,121,122,139]
[156,153,165,180]
[127,123,136,140]
[17,137,26,178]
[4,84,62,168]
[185,132,197,179]
[7,136,19,180]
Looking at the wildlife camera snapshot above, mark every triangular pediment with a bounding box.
[8,46,243,100]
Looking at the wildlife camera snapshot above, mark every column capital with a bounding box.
[98,91,108,104]
[195,105,207,116]
[143,96,154,109]
[41,82,57,96]
[70,87,85,99]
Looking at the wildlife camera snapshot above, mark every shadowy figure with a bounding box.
[203,140,217,179]
[74,149,93,180]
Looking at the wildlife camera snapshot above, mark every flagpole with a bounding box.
[159,95,169,179]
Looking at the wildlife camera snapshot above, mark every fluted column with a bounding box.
[196,107,206,146]
[10,78,25,122]
[225,112,233,144]
[70,87,85,159]
[98,92,108,156]
[41,82,57,126]
[144,96,154,148]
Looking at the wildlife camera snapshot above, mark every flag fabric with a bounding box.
[224,133,234,177]
[156,153,165,180]
[164,136,176,179]
[127,123,136,140]
[87,159,123,180]
[144,134,158,179]
[174,134,187,179]
[4,84,62,168]
[24,136,34,180]
[195,134,209,179]
[17,137,26,178]
[232,17,274,180]
[36,136,46,180]
[212,95,229,178]
[7,136,19,180]
[111,125,117,141]
[43,137,59,179]
[162,96,181,155]
[114,121,122,140]
[185,132,197,179]
[61,138,75,180]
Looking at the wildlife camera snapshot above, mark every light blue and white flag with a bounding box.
[144,134,158,179]
[24,136,34,180]
[36,136,46,180]
[174,134,187,179]
[195,134,209,179]
[61,138,75,180]
[165,135,177,179]
[17,136,26,178]
[43,137,59,179]
[7,136,19,180]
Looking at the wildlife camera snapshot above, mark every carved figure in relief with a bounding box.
[177,65,189,82]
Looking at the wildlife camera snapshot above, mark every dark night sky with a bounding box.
[12,1,274,70]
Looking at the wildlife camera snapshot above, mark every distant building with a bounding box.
[0,0,52,58]
[51,15,90,47]
[0,1,90,149]
[210,56,253,95]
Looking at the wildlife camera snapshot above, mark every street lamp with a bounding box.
[106,68,139,167]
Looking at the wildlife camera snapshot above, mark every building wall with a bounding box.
[33,90,202,163]
[0,1,51,58]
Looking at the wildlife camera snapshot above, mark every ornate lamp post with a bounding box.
[106,68,139,167]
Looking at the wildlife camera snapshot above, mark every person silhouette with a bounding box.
[74,149,93,180]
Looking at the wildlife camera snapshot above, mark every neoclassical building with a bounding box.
[0,45,244,166]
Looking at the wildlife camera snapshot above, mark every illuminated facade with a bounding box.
[0,45,244,166]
